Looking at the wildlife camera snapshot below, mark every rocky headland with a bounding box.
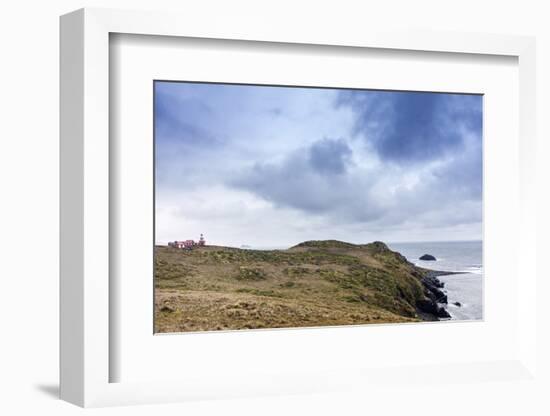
[155,240,458,332]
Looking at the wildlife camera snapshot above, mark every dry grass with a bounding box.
[154,241,428,333]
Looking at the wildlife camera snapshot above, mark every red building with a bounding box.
[168,234,206,249]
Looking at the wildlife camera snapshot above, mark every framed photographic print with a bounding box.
[153,81,483,333]
[60,8,538,408]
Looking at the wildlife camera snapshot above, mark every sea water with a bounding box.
[388,241,483,321]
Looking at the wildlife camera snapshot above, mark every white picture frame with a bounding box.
[60,7,537,408]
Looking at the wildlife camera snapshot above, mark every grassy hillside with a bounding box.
[154,240,436,333]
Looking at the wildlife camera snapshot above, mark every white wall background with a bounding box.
[0,1,548,415]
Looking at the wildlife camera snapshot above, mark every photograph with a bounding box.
[153,81,483,333]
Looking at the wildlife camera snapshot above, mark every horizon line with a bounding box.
[154,238,482,248]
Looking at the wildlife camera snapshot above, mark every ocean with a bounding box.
[388,240,483,321]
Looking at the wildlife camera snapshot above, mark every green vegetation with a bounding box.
[154,240,433,333]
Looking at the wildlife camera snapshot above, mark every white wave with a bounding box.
[458,266,483,275]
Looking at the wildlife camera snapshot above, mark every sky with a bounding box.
[155,81,483,247]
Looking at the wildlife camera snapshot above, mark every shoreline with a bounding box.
[424,269,468,278]
[417,270,470,321]
[416,269,456,320]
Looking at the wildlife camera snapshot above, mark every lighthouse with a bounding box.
[198,233,206,246]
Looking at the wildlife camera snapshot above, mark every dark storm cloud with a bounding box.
[308,138,352,175]
[337,90,482,164]
[432,141,483,200]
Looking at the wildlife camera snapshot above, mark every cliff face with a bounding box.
[155,240,448,333]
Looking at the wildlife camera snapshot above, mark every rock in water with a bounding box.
[419,254,436,261]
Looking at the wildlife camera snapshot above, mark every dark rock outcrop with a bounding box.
[416,300,450,318]
[421,275,447,303]
[453,301,462,307]
[431,288,448,304]
[419,254,436,261]
[416,272,451,319]
[416,299,439,315]
[423,275,445,289]
[436,306,451,318]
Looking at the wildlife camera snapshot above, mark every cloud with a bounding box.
[230,143,481,230]
[154,82,483,245]
[308,138,352,175]
[229,138,384,222]
[155,83,220,147]
[337,90,482,164]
